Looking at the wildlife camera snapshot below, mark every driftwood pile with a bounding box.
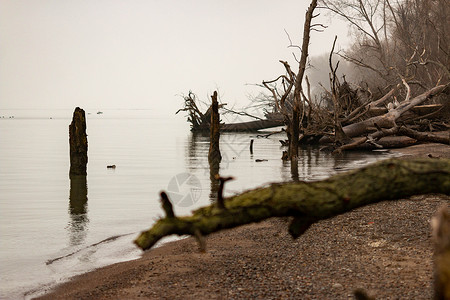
[177,81,448,153]
[321,82,450,152]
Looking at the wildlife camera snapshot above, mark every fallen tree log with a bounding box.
[411,104,444,116]
[365,104,444,118]
[135,158,450,251]
[398,127,449,144]
[218,119,284,132]
[189,118,284,132]
[333,126,450,153]
[324,136,418,151]
[343,84,447,138]
[320,84,448,144]
[366,136,417,148]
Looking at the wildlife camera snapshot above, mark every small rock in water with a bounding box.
[107,165,116,169]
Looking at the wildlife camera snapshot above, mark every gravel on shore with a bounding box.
[36,143,450,300]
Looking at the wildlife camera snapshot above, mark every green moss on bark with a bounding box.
[135,158,450,251]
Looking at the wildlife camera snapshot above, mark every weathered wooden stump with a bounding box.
[69,107,88,176]
[208,91,221,163]
[433,206,450,300]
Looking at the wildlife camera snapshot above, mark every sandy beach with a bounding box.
[35,143,450,299]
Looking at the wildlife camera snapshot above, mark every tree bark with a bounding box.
[135,158,450,251]
[208,91,221,163]
[219,119,284,132]
[320,85,448,144]
[432,206,450,300]
[288,0,317,159]
[331,136,417,151]
[342,87,397,124]
[398,127,449,144]
[69,107,88,176]
[334,128,449,153]
[342,85,447,138]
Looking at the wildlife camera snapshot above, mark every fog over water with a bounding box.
[1,2,356,298]
[1,1,349,111]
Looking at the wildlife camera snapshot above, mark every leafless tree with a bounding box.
[320,0,449,94]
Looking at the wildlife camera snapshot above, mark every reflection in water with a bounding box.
[186,132,225,203]
[68,175,89,246]
[185,132,209,172]
[297,146,331,180]
[290,145,389,182]
[209,159,220,202]
[290,157,299,182]
[186,131,201,160]
[185,133,393,203]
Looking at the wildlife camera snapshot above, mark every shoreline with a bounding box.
[35,143,449,299]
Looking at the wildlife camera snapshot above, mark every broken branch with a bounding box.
[135,158,450,251]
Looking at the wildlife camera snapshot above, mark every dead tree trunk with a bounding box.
[432,206,450,300]
[69,107,88,176]
[135,158,450,251]
[208,91,222,163]
[288,0,317,159]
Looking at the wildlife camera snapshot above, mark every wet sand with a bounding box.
[35,143,450,299]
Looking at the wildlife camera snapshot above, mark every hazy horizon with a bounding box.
[1,1,350,115]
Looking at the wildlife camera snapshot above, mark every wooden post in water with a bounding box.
[433,206,450,300]
[208,91,221,163]
[69,107,88,176]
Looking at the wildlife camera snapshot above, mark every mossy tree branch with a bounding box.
[135,158,450,251]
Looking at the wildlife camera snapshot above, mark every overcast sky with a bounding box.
[0,1,349,114]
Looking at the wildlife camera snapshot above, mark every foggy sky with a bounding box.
[0,1,349,114]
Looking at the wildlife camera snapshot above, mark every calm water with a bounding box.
[0,109,394,299]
